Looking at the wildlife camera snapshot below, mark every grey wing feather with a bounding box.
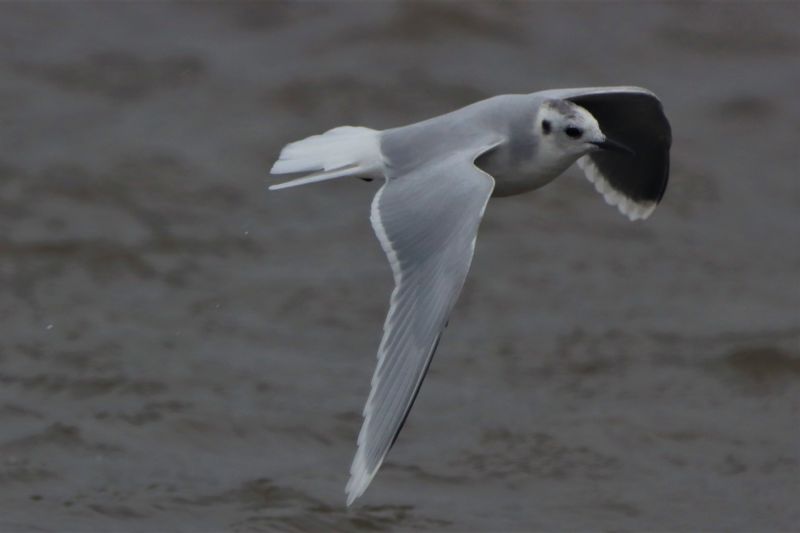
[345,146,498,505]
[539,87,672,220]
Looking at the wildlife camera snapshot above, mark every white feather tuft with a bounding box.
[577,156,656,221]
[269,126,383,190]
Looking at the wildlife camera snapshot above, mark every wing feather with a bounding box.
[346,149,497,505]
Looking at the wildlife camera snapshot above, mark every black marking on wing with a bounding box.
[389,333,443,450]
[569,91,672,204]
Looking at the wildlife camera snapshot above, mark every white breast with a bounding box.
[490,149,578,197]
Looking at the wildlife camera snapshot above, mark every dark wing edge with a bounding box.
[563,88,672,220]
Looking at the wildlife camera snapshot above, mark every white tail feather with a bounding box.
[269,126,382,191]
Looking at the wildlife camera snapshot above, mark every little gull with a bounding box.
[269,86,672,505]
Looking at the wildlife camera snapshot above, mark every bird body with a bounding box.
[269,87,671,505]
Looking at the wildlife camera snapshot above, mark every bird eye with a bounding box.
[541,120,551,134]
[565,127,582,139]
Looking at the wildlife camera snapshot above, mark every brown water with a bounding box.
[1,3,799,532]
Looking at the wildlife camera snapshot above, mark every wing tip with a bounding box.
[345,447,374,507]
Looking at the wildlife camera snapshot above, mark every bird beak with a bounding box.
[591,137,635,156]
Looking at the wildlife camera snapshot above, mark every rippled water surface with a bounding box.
[1,3,799,532]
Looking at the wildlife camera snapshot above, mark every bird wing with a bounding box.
[346,142,500,505]
[539,86,672,220]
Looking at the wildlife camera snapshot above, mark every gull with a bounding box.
[268,87,671,505]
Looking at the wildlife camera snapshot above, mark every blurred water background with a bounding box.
[0,2,798,532]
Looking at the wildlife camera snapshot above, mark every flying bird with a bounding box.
[269,87,671,505]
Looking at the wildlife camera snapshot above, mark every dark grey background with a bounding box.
[0,3,798,532]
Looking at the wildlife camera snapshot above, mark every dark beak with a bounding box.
[591,137,635,156]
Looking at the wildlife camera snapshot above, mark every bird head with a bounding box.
[536,99,634,158]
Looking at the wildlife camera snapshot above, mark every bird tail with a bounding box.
[269,126,383,190]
